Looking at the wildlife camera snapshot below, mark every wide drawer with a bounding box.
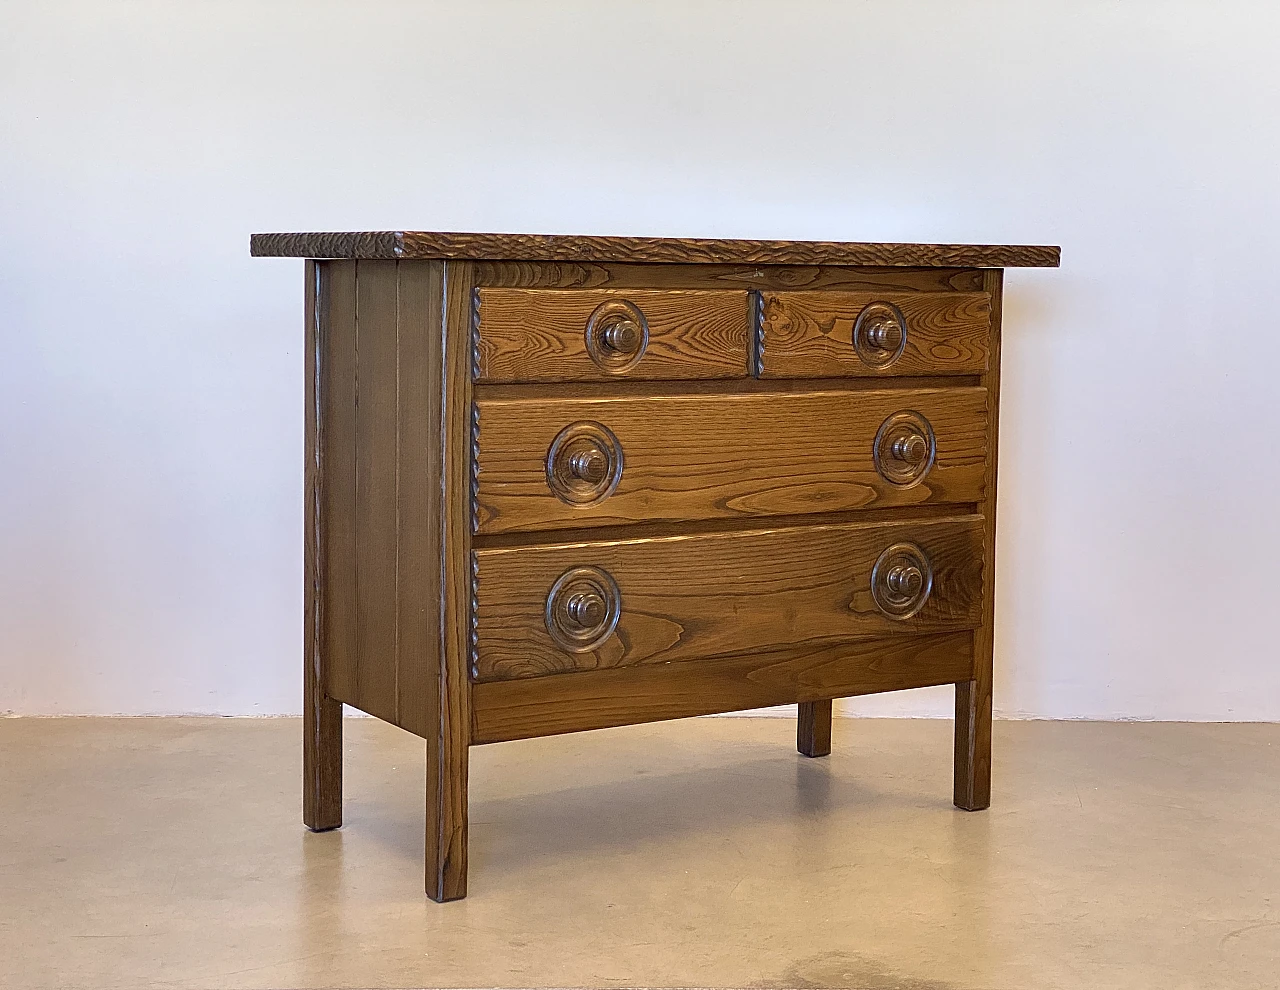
[471,515,985,682]
[758,291,990,377]
[474,288,751,382]
[473,387,988,534]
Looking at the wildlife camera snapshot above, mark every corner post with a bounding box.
[954,268,1003,810]
[304,259,343,830]
[427,260,475,901]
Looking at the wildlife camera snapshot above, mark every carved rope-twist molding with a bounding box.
[470,288,482,381]
[469,402,481,534]
[469,550,480,679]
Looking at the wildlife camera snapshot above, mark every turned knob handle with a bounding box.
[599,317,642,355]
[546,421,624,506]
[871,542,933,620]
[545,566,623,653]
[568,447,608,484]
[853,302,907,368]
[885,563,924,597]
[585,300,649,372]
[874,411,936,487]
[564,590,606,628]
[864,315,902,351]
[890,432,929,465]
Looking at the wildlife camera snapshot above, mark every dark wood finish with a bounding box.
[797,699,833,758]
[472,516,984,682]
[473,388,988,534]
[252,230,1061,269]
[428,260,475,902]
[759,291,990,378]
[316,261,359,710]
[314,261,443,735]
[395,262,444,738]
[305,258,466,897]
[353,262,401,719]
[262,231,1052,899]
[471,633,974,744]
[304,260,343,831]
[474,288,750,382]
[955,270,1003,812]
[472,262,988,293]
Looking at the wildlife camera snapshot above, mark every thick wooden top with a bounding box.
[250,231,1059,268]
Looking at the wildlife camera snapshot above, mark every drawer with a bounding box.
[471,515,985,682]
[474,288,751,382]
[758,291,990,377]
[473,387,988,534]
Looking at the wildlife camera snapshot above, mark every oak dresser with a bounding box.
[250,231,1060,900]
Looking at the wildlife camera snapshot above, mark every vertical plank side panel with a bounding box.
[428,260,474,901]
[797,699,832,757]
[353,261,400,719]
[304,260,343,829]
[396,261,444,736]
[322,261,359,707]
[955,268,1002,810]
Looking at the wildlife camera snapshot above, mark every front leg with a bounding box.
[797,699,833,757]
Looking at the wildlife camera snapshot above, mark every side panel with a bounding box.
[316,260,443,736]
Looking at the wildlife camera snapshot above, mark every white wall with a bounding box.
[2,1,1277,719]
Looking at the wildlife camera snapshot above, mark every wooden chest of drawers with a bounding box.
[251,231,1059,900]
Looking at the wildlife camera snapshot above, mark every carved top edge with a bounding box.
[249,231,1060,268]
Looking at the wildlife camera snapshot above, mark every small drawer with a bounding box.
[474,288,751,382]
[471,515,985,682]
[472,387,988,534]
[758,291,990,377]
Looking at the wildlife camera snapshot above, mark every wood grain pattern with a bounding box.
[318,261,359,710]
[471,633,974,744]
[475,288,750,382]
[472,516,985,682]
[759,291,990,377]
[428,260,475,902]
[955,270,1003,812]
[304,259,342,831]
[394,262,443,738]
[353,262,401,720]
[474,388,988,534]
[316,261,446,736]
[472,262,988,293]
[251,230,1061,269]
[797,699,832,758]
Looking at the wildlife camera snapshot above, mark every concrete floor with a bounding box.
[1,717,1277,990]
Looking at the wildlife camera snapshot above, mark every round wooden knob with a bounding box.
[599,317,642,355]
[871,543,933,619]
[565,590,606,627]
[568,448,608,484]
[586,300,649,372]
[853,301,907,368]
[885,563,924,597]
[874,411,936,487]
[545,566,622,653]
[891,433,929,465]
[546,422,624,506]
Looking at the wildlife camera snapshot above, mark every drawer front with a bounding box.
[473,388,988,534]
[758,291,990,377]
[474,288,751,382]
[471,516,985,682]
